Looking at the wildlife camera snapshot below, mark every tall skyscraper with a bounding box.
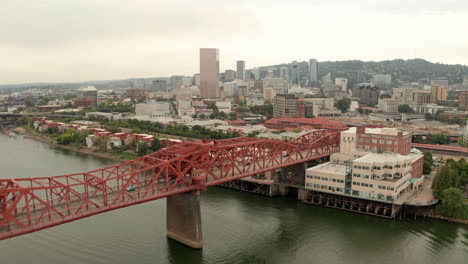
[280,67,289,82]
[309,59,318,87]
[291,61,300,85]
[170,75,184,91]
[237,60,246,80]
[372,74,392,90]
[151,80,166,92]
[224,70,236,82]
[200,48,220,98]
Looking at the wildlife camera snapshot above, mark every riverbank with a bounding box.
[0,124,16,138]
[23,134,128,162]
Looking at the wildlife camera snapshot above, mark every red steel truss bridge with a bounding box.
[0,129,340,243]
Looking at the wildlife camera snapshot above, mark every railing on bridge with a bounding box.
[0,129,340,240]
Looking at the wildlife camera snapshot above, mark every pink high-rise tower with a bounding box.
[200,48,220,98]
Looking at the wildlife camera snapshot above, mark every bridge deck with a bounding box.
[0,130,340,239]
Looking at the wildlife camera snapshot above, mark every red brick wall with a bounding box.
[412,155,424,178]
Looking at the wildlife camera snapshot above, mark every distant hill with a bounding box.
[256,59,468,86]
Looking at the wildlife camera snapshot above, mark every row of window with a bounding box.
[305,183,344,193]
[357,145,398,152]
[351,190,394,201]
[353,164,408,170]
[306,175,345,183]
[352,181,396,191]
[353,173,370,179]
[359,138,397,145]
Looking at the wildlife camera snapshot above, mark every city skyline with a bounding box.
[1,0,468,84]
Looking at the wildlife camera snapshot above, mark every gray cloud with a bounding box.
[0,0,467,84]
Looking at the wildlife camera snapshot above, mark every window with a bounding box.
[372,139,377,143]
[387,140,392,144]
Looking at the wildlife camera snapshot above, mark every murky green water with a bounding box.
[0,134,466,264]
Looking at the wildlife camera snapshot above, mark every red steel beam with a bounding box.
[0,130,340,239]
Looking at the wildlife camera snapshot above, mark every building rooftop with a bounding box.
[306,162,347,175]
[263,116,348,130]
[363,127,410,136]
[354,152,415,164]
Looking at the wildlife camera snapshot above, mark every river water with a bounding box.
[0,134,466,264]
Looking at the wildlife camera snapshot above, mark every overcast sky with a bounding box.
[1,0,467,84]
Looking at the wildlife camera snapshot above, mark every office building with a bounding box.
[463,76,468,87]
[372,74,392,90]
[309,59,318,87]
[237,60,246,80]
[291,61,300,85]
[322,73,332,84]
[378,98,399,113]
[305,127,423,203]
[280,67,289,82]
[263,88,277,101]
[224,70,236,82]
[264,77,288,94]
[183,76,193,86]
[431,85,447,103]
[431,79,449,89]
[347,72,366,90]
[254,80,264,92]
[194,74,200,86]
[77,86,98,106]
[392,87,418,107]
[335,77,347,92]
[135,102,171,117]
[352,83,380,107]
[151,80,166,92]
[459,91,468,110]
[200,48,220,98]
[273,94,302,118]
[417,91,432,104]
[170,75,184,91]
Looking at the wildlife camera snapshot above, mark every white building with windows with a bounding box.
[305,127,423,203]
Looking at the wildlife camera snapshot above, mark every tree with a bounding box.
[336,98,351,113]
[424,113,433,120]
[398,104,415,113]
[137,141,149,156]
[151,137,162,152]
[436,188,467,219]
[423,160,432,175]
[25,98,36,107]
[238,105,250,112]
[426,133,450,145]
[423,151,433,167]
[413,135,423,143]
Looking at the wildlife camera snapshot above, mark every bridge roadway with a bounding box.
[0,130,340,242]
[411,143,468,156]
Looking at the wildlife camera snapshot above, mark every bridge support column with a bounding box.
[166,191,203,249]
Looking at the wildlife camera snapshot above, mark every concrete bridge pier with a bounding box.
[166,191,203,248]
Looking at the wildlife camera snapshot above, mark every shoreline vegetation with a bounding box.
[12,127,468,225]
[23,133,127,162]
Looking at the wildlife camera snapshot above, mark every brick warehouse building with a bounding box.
[355,126,412,155]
